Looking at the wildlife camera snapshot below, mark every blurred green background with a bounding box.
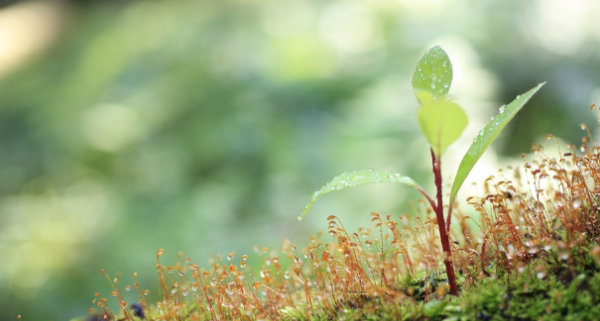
[1,0,600,319]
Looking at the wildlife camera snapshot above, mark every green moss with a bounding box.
[319,245,600,321]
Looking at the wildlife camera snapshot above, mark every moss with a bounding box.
[300,250,600,321]
[79,109,600,320]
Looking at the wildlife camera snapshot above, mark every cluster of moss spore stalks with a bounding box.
[79,45,600,320]
[81,115,600,321]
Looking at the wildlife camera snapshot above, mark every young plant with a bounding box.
[298,45,545,296]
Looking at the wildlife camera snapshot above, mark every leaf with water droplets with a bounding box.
[412,46,452,104]
[449,82,545,206]
[418,98,467,157]
[299,170,419,220]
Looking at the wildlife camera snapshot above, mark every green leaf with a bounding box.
[449,82,545,206]
[418,98,468,157]
[412,46,453,104]
[415,90,434,105]
[299,170,419,220]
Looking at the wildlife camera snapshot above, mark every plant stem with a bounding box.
[430,148,458,296]
[416,185,437,213]
[446,206,453,233]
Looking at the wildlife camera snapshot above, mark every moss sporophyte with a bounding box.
[69,47,600,320]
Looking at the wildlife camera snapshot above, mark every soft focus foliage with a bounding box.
[1,0,600,320]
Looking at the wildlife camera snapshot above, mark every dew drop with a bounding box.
[516,95,521,99]
[572,197,583,209]
[491,116,495,121]
[479,130,484,137]
[499,105,506,114]
[431,83,436,90]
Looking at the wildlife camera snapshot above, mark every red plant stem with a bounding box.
[446,205,453,233]
[430,148,458,296]
[416,185,437,213]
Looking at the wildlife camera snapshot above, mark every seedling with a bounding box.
[299,46,545,296]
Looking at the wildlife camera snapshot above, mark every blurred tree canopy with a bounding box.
[1,0,600,320]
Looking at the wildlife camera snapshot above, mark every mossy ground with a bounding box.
[80,121,600,321]
[276,242,600,321]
